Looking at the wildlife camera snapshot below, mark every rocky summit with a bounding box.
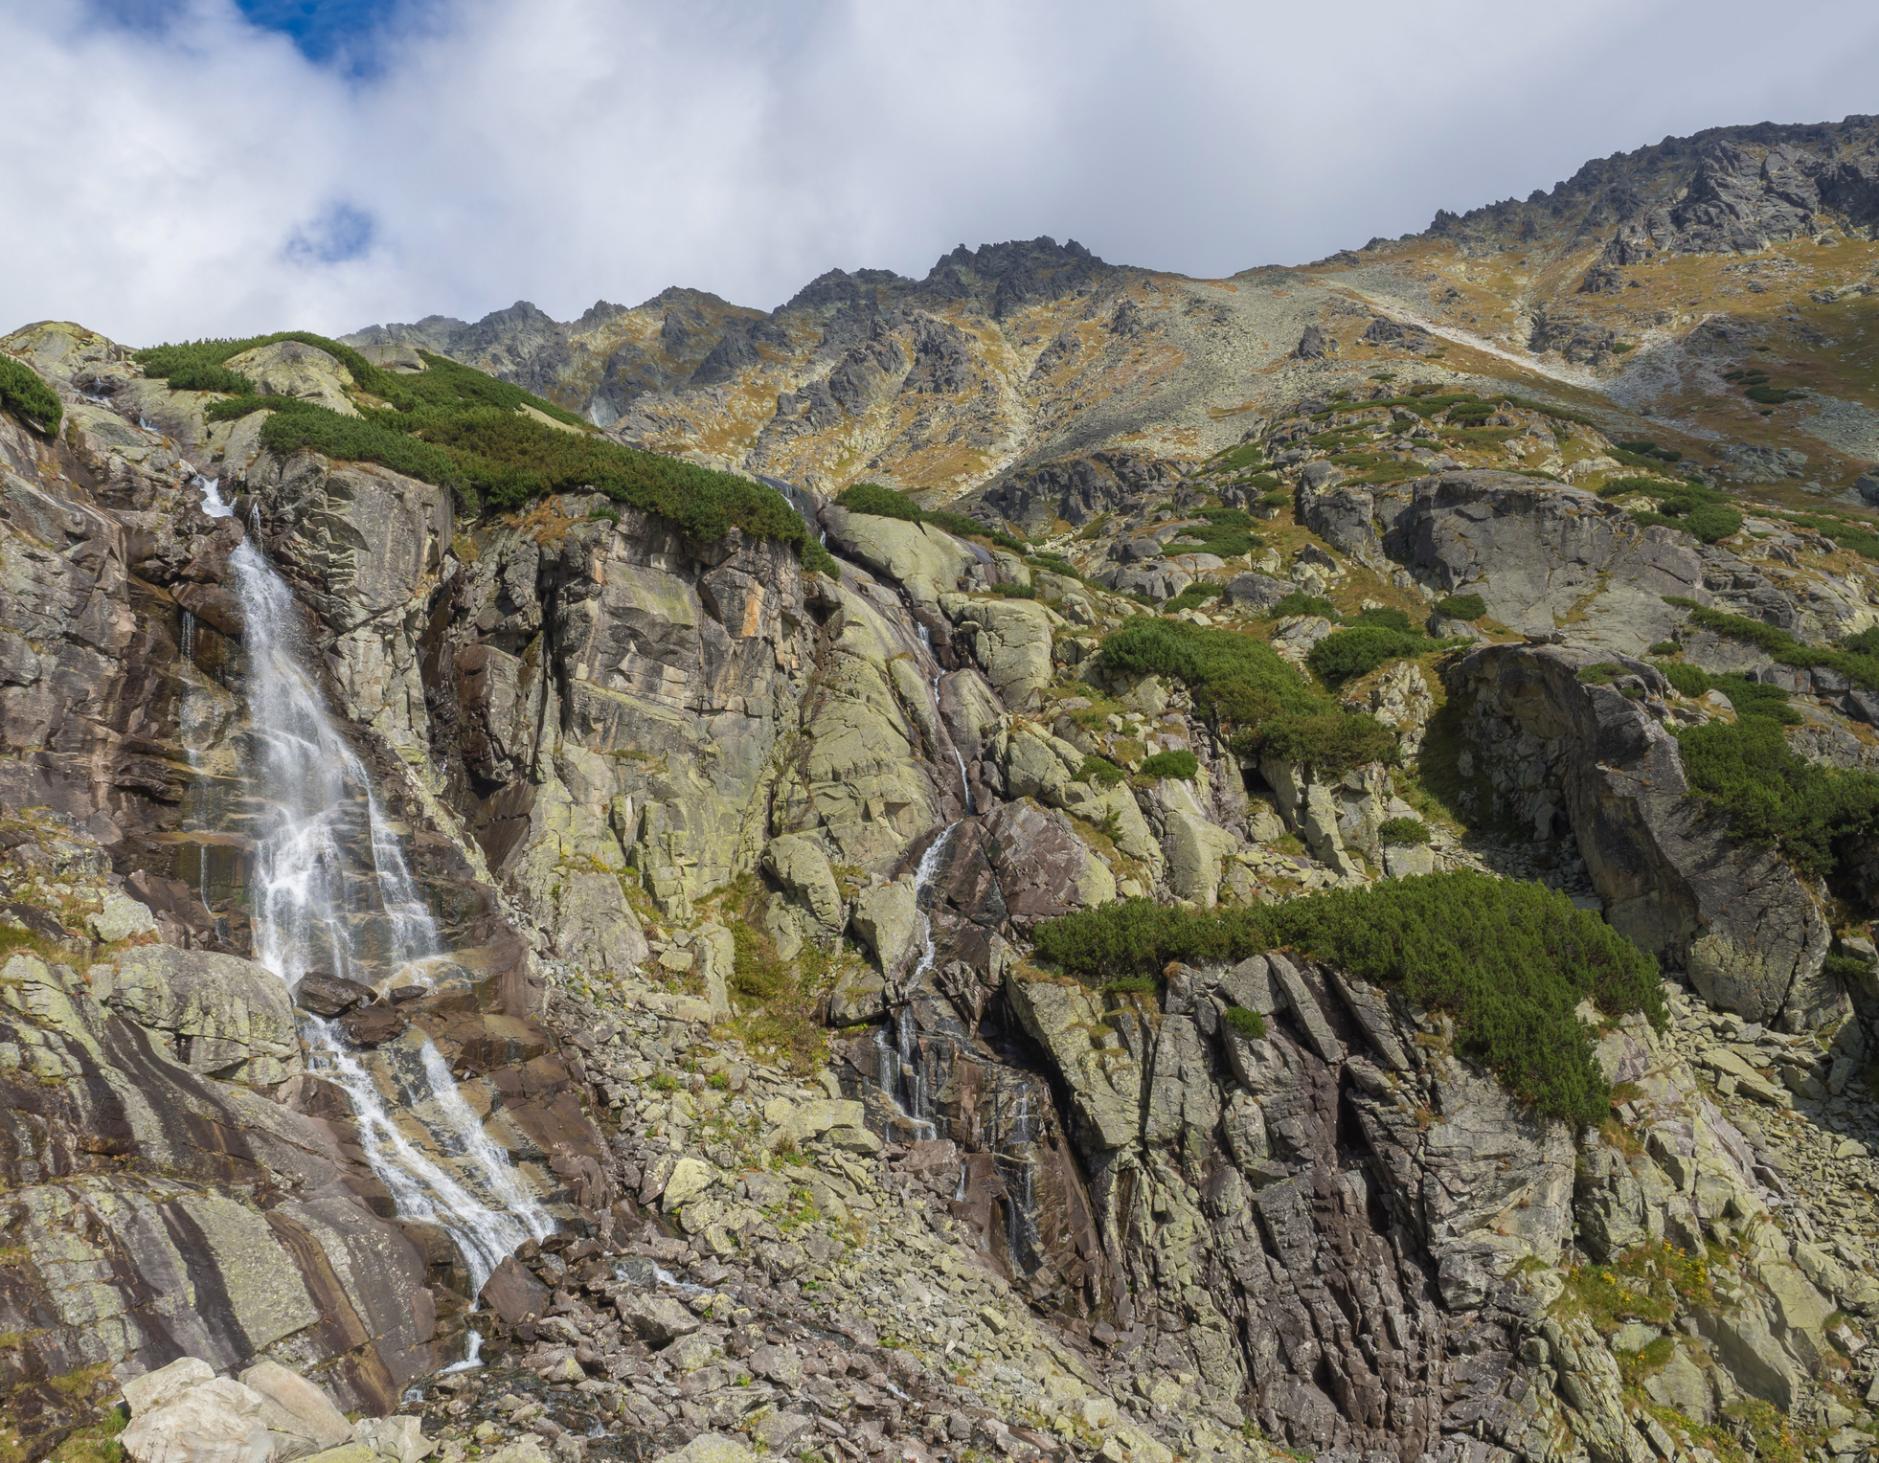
[3,114,1879,1463]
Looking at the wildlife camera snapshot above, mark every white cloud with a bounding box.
[3,0,1877,343]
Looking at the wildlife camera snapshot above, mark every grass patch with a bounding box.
[1599,476,1741,543]
[1032,870,1664,1127]
[0,355,62,435]
[1665,600,1879,693]
[1163,507,1261,559]
[1222,1004,1267,1040]
[1096,616,1395,774]
[1434,592,1487,621]
[1138,748,1199,781]
[1675,715,1879,883]
[1267,591,1336,620]
[835,481,1025,551]
[1163,581,1226,614]
[1078,754,1126,788]
[1307,623,1442,687]
[1377,815,1430,846]
[135,333,833,570]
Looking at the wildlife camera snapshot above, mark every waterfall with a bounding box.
[874,824,960,1143]
[914,623,974,813]
[1000,1085,1039,1269]
[191,475,553,1295]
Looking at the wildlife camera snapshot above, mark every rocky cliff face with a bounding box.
[7,115,1879,1463]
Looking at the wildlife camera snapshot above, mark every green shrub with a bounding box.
[1079,754,1126,788]
[835,482,1026,551]
[1654,661,1800,722]
[1378,816,1430,845]
[1307,624,1432,686]
[1267,591,1337,620]
[1096,617,1395,774]
[986,580,1037,599]
[1138,748,1199,781]
[1614,439,1681,463]
[1246,709,1398,771]
[1027,551,1082,579]
[1434,592,1488,621]
[135,333,831,568]
[836,481,923,523]
[1164,582,1226,614]
[1351,606,1414,632]
[1745,383,1805,405]
[1675,716,1879,881]
[1164,507,1261,559]
[0,354,62,435]
[1033,871,1664,1126]
[1667,602,1879,694]
[1782,512,1879,562]
[1603,477,1741,544]
[1222,1004,1267,1040]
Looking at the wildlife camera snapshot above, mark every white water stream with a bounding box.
[194,477,552,1295]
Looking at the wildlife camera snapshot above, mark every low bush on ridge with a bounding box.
[135,332,835,572]
[1032,871,1664,1127]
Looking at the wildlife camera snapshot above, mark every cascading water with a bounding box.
[915,623,974,814]
[874,824,960,1142]
[190,476,552,1295]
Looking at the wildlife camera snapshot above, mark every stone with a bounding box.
[239,1360,351,1453]
[123,1358,216,1417]
[618,1290,702,1345]
[480,1257,550,1324]
[122,1378,272,1463]
[90,889,158,943]
[852,882,918,975]
[763,834,844,931]
[652,1436,755,1463]
[662,1156,717,1208]
[294,972,377,1017]
[349,1417,433,1463]
[94,943,300,1084]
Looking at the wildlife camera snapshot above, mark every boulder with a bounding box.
[122,1377,272,1463]
[94,944,299,1084]
[239,1359,351,1455]
[852,882,919,974]
[944,594,1056,709]
[294,972,376,1017]
[1450,643,1837,1028]
[763,834,844,931]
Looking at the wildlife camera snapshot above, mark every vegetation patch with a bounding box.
[1222,1004,1267,1040]
[0,355,62,436]
[1307,622,1443,687]
[835,482,1025,551]
[1138,748,1199,781]
[1267,591,1337,620]
[1599,476,1741,544]
[1033,870,1664,1126]
[1095,616,1395,774]
[1377,815,1430,845]
[1434,592,1487,621]
[1163,581,1226,614]
[1676,715,1879,883]
[1665,600,1879,694]
[1163,507,1261,559]
[136,333,834,571]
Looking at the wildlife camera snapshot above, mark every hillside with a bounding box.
[351,117,1879,511]
[1,113,1878,1463]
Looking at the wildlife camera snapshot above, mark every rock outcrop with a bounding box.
[1448,643,1840,1028]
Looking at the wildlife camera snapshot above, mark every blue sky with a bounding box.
[10,1,1879,342]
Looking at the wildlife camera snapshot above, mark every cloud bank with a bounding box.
[5,0,1878,342]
